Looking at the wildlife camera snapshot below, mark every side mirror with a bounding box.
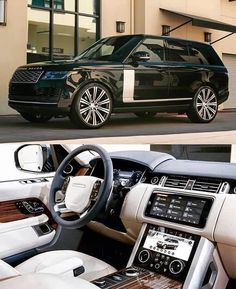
[14,145,54,173]
[132,51,150,62]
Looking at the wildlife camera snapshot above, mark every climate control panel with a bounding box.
[133,225,200,282]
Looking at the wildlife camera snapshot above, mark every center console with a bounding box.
[92,224,202,289]
[92,189,216,289]
[133,225,200,282]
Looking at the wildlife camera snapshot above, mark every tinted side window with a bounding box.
[194,44,224,66]
[166,40,189,63]
[188,45,209,65]
[135,38,165,62]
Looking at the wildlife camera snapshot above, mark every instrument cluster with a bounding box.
[113,169,143,188]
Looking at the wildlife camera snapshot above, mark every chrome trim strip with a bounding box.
[183,237,215,289]
[131,98,192,103]
[9,100,57,105]
[127,223,147,267]
[123,70,135,103]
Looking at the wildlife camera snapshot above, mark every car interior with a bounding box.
[0,144,235,289]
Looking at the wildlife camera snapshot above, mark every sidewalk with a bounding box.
[36,130,236,145]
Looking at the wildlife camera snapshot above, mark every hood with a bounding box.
[18,59,119,72]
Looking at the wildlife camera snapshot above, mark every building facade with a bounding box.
[0,0,236,115]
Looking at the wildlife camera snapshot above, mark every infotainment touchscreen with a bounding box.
[145,192,213,228]
[143,228,195,262]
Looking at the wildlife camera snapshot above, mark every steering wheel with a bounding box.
[49,145,113,229]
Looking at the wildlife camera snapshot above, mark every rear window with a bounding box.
[166,40,189,63]
[165,39,224,66]
[194,43,224,66]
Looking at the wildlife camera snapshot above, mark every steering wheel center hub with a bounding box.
[65,176,103,214]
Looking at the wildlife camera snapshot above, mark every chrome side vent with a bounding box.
[192,180,221,193]
[164,176,188,189]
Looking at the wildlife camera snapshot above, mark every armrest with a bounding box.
[38,257,84,277]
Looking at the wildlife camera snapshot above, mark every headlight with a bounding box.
[42,71,68,80]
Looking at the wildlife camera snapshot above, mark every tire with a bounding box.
[134,111,157,118]
[70,83,112,129]
[187,86,218,123]
[20,112,52,123]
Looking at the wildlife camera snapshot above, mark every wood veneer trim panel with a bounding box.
[103,270,182,289]
[0,198,56,227]
[76,167,89,176]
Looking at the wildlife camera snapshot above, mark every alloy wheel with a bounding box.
[79,86,112,128]
[195,87,218,121]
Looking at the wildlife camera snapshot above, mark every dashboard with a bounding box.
[86,149,236,282]
[1,146,236,289]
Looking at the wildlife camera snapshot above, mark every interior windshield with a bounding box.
[75,36,138,62]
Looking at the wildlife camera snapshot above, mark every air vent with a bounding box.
[20,178,49,185]
[192,180,221,193]
[164,176,188,189]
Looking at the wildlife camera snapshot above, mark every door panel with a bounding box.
[0,217,55,259]
[124,37,170,104]
[0,179,55,259]
[133,64,169,101]
[166,39,195,100]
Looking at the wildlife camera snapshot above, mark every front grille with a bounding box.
[11,70,44,84]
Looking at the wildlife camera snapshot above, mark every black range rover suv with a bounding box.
[9,35,229,129]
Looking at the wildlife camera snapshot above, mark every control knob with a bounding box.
[138,249,151,264]
[169,260,185,275]
[125,268,140,277]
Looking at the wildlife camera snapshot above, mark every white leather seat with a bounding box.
[15,250,116,282]
[0,273,99,289]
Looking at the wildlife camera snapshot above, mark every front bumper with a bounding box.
[8,100,70,116]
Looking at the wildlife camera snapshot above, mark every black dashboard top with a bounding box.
[108,151,175,171]
[155,159,236,181]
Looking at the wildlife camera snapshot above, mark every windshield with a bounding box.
[75,36,140,62]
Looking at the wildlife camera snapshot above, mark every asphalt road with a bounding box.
[0,111,235,143]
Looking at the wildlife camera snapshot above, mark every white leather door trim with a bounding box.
[0,215,49,234]
[0,179,55,259]
[0,180,52,203]
[0,226,55,259]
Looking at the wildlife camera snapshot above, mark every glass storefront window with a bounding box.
[64,0,75,12]
[27,0,100,62]
[29,0,64,10]
[78,16,97,54]
[54,13,75,59]
[79,0,97,15]
[27,10,50,63]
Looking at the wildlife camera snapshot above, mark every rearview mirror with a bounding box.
[132,51,151,62]
[15,145,54,173]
